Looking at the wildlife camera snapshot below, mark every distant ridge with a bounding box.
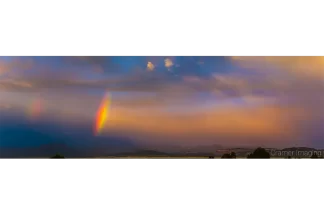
[113,150,170,157]
[280,147,318,151]
[110,150,216,157]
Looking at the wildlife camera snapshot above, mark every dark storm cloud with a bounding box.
[0,66,296,101]
[0,68,249,100]
[0,56,240,98]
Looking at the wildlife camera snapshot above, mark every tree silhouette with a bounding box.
[230,152,236,158]
[247,147,270,159]
[51,153,65,158]
[310,153,318,159]
[221,153,233,159]
[221,152,236,159]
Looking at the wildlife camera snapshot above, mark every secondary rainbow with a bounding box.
[27,98,43,120]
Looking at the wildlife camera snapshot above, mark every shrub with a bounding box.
[247,148,270,159]
[50,154,65,159]
[311,153,318,160]
[221,153,233,159]
[231,152,236,159]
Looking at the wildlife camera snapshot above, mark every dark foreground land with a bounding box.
[4,155,322,159]
[2,147,323,159]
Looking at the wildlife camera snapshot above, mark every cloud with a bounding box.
[64,56,162,74]
[0,57,34,77]
[1,57,323,107]
[98,103,302,149]
[0,57,228,95]
[164,58,173,68]
[228,56,324,145]
[0,59,36,78]
[0,81,321,149]
[230,56,324,79]
[0,78,33,91]
[64,56,110,73]
[1,56,323,149]
[0,58,319,108]
[146,62,155,71]
[144,57,165,65]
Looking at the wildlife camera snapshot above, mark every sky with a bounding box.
[0,56,323,157]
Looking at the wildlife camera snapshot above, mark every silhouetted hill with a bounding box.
[184,144,223,154]
[109,150,218,157]
[281,147,318,151]
[0,143,69,158]
[155,151,213,157]
[0,137,138,158]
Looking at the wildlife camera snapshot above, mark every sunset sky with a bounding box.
[0,56,323,156]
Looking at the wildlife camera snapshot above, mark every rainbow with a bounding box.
[94,92,111,135]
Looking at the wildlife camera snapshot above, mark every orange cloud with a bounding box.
[164,58,173,68]
[230,56,324,79]
[99,102,300,148]
[146,62,155,71]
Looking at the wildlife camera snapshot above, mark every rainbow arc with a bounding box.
[94,92,111,135]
